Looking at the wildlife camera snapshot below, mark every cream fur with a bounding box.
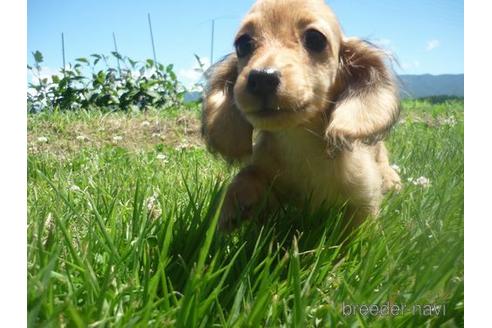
[201,0,401,231]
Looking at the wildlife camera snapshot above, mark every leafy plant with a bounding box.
[27,51,185,113]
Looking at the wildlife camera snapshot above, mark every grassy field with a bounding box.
[27,100,464,327]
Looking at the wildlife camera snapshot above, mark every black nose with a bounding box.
[247,69,281,96]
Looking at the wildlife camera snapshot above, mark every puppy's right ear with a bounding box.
[201,54,253,162]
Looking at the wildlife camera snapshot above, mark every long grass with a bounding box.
[27,100,464,327]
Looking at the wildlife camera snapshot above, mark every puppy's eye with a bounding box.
[303,29,328,53]
[235,34,254,58]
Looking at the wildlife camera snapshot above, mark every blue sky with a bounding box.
[28,0,463,87]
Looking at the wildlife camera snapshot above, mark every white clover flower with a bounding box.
[156,154,169,163]
[391,164,401,173]
[442,116,457,127]
[44,213,53,230]
[141,121,151,128]
[37,136,48,143]
[69,185,81,192]
[42,213,54,246]
[112,135,123,142]
[146,193,158,211]
[412,176,431,188]
[145,192,162,219]
[175,142,193,151]
[94,253,104,264]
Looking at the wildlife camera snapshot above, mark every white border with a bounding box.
[465,0,492,326]
[0,0,479,325]
[0,0,27,325]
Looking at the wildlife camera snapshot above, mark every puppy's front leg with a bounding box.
[219,166,274,231]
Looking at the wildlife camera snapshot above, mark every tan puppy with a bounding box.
[201,0,401,231]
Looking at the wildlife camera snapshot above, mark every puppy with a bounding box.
[201,0,401,231]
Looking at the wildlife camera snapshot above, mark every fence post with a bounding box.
[61,32,66,71]
[147,13,158,67]
[113,32,122,77]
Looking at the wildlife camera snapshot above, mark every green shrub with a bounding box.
[27,51,185,113]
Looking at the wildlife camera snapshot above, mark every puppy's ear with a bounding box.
[326,38,400,154]
[201,54,253,162]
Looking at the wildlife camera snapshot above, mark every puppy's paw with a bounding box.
[382,168,402,193]
[218,182,260,232]
[218,202,253,232]
[325,127,354,159]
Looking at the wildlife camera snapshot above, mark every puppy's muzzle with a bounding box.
[247,68,281,97]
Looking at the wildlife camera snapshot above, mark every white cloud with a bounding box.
[27,66,63,85]
[401,60,421,71]
[426,39,440,51]
[369,38,397,58]
[27,66,64,97]
[177,57,211,90]
[401,62,412,70]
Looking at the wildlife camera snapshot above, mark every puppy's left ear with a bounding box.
[326,38,400,154]
[201,54,253,162]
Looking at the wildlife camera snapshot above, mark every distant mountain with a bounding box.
[398,74,464,99]
[183,91,202,103]
[183,74,464,103]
